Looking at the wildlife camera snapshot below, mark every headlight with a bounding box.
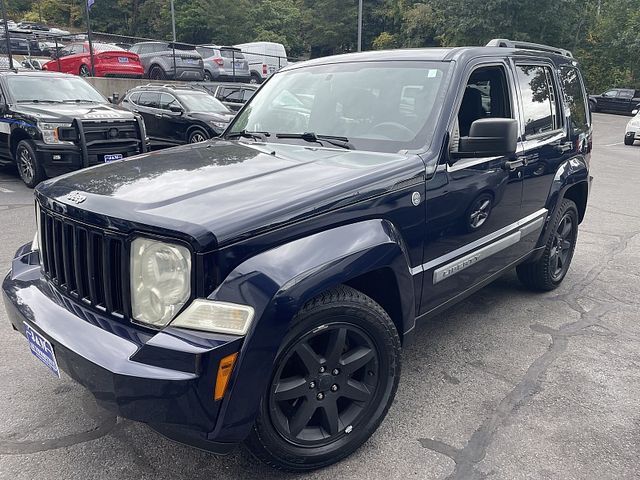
[171,299,255,335]
[629,120,640,128]
[210,121,227,129]
[130,237,191,328]
[38,122,73,144]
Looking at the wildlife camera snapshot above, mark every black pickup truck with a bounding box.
[589,88,640,115]
[0,71,146,187]
[3,39,592,471]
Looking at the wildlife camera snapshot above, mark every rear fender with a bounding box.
[206,219,414,443]
[537,156,589,249]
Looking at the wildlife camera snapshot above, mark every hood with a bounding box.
[189,111,234,123]
[36,140,424,251]
[12,102,136,123]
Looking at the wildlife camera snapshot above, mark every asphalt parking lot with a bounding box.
[0,112,639,480]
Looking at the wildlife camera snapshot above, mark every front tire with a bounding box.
[589,100,597,113]
[15,140,45,188]
[624,134,635,146]
[517,199,579,291]
[188,128,209,143]
[245,285,401,472]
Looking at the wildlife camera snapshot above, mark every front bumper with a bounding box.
[625,129,639,141]
[2,244,242,454]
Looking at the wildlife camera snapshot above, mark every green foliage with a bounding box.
[3,0,638,91]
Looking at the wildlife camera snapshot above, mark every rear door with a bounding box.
[512,62,571,247]
[419,61,526,315]
[135,91,161,141]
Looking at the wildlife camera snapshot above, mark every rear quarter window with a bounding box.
[559,66,589,133]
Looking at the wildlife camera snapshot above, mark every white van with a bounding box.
[233,41,288,84]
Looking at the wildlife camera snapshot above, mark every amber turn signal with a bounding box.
[214,353,238,401]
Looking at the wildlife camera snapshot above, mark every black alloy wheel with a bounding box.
[188,129,208,143]
[269,323,379,446]
[517,199,579,291]
[549,212,576,282]
[79,64,91,77]
[16,140,44,188]
[245,285,401,471]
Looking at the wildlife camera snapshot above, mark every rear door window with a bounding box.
[559,66,589,133]
[138,92,160,108]
[515,65,560,136]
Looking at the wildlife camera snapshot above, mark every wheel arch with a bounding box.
[9,129,33,159]
[186,123,211,140]
[207,219,415,443]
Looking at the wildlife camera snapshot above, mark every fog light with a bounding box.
[170,299,254,335]
[52,154,61,160]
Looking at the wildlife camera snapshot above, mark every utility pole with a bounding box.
[1,0,13,70]
[85,0,96,76]
[357,0,363,52]
[170,0,177,80]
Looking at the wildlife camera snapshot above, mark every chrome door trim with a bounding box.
[410,208,548,276]
[433,231,521,284]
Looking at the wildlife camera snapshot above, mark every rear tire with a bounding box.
[589,100,597,113]
[148,65,166,80]
[15,140,44,188]
[203,71,212,81]
[517,199,579,291]
[249,72,262,84]
[245,285,401,472]
[79,64,91,77]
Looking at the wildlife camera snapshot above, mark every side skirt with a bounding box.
[413,246,544,326]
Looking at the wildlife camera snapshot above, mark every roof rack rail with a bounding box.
[486,38,573,58]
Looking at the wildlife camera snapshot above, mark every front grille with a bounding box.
[82,120,142,145]
[39,206,128,318]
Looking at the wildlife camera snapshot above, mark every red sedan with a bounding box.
[43,42,144,78]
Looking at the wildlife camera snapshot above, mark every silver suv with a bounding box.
[195,45,250,82]
[129,41,204,81]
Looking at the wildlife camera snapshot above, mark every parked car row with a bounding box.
[0,64,259,187]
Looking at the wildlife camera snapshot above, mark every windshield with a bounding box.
[7,76,106,103]
[179,91,230,113]
[228,61,450,153]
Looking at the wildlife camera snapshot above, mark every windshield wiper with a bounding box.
[61,99,98,103]
[275,132,354,150]
[16,99,61,104]
[226,130,270,141]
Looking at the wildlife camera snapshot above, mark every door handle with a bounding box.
[154,114,162,119]
[503,158,526,171]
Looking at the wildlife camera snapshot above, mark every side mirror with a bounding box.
[169,105,184,114]
[452,118,518,161]
[632,109,638,116]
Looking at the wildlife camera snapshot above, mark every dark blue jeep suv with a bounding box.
[3,39,592,471]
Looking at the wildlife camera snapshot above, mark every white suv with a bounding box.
[625,108,640,145]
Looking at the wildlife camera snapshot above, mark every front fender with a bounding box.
[206,219,414,443]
